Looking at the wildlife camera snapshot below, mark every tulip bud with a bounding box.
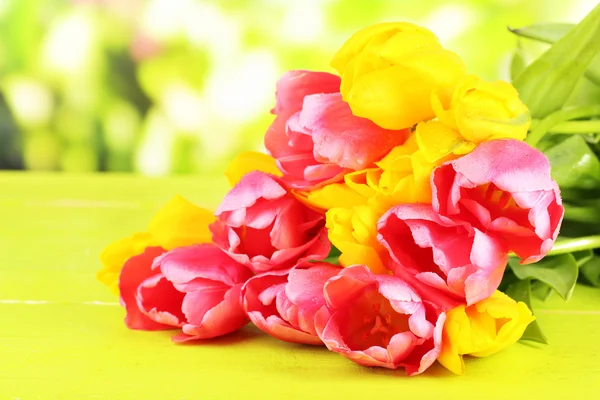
[433,74,531,143]
[331,22,466,130]
[438,291,535,375]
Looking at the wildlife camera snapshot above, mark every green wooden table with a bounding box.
[1,172,599,400]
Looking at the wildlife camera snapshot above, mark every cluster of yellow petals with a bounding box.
[296,22,532,272]
[331,22,466,130]
[97,195,214,295]
[438,291,536,374]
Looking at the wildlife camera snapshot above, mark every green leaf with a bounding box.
[573,249,595,267]
[563,77,600,108]
[498,267,518,292]
[508,254,578,301]
[310,245,341,265]
[504,280,548,344]
[513,4,600,120]
[510,44,527,81]
[526,105,600,148]
[580,255,600,287]
[509,23,572,42]
[509,23,600,85]
[544,135,600,189]
[326,245,341,259]
[531,281,553,301]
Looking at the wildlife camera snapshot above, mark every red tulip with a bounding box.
[242,262,341,345]
[378,204,508,305]
[432,139,563,264]
[265,70,409,189]
[119,244,253,341]
[314,265,445,375]
[210,171,330,273]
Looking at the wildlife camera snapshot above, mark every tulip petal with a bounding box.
[176,284,249,341]
[300,93,408,170]
[157,244,253,288]
[274,70,341,115]
[242,269,324,345]
[225,151,282,187]
[137,274,185,327]
[216,171,287,215]
[147,195,214,250]
[98,231,156,295]
[286,263,342,334]
[118,246,173,330]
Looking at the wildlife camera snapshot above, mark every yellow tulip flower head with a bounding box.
[97,195,215,295]
[432,74,531,143]
[332,22,466,130]
[438,291,536,375]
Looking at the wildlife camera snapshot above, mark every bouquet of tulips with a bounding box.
[98,5,600,376]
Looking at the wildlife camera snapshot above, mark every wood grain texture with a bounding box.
[1,172,598,400]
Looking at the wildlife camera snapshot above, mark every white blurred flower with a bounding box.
[42,12,94,74]
[281,0,325,44]
[3,76,54,127]
[161,83,208,133]
[205,50,279,123]
[423,3,477,44]
[135,108,174,176]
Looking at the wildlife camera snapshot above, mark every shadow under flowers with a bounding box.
[151,324,465,378]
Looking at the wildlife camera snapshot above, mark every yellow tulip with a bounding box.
[97,232,156,295]
[438,291,536,375]
[293,182,368,212]
[225,151,282,187]
[432,74,531,143]
[311,134,447,272]
[332,22,466,130]
[97,195,215,295]
[325,205,388,273]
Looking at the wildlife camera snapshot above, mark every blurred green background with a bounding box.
[0,0,596,175]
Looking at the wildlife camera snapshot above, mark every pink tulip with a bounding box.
[265,70,409,189]
[155,244,254,342]
[314,265,445,375]
[210,171,331,273]
[242,262,342,345]
[119,244,253,341]
[432,139,564,264]
[378,204,508,305]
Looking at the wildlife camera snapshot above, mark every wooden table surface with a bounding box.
[1,172,599,400]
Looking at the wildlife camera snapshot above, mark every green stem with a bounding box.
[547,120,600,134]
[547,235,600,256]
[564,204,600,223]
[525,105,600,147]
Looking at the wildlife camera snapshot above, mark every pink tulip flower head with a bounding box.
[265,70,409,189]
[119,243,253,341]
[210,171,331,273]
[378,204,508,306]
[314,265,445,375]
[432,139,564,264]
[242,262,342,345]
[154,244,254,342]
